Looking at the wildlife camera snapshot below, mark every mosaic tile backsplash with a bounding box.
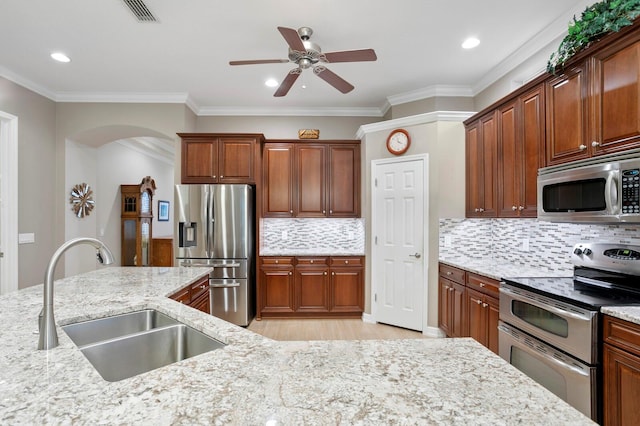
[439,218,640,274]
[260,218,365,256]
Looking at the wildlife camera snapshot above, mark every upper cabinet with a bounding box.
[546,29,640,165]
[179,133,264,184]
[262,140,360,218]
[497,85,545,218]
[465,112,497,218]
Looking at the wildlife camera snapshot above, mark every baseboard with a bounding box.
[362,313,375,323]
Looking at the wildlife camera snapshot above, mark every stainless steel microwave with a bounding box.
[538,154,640,223]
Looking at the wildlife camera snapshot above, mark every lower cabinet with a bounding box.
[438,263,500,354]
[258,256,364,318]
[603,314,640,426]
[168,275,210,314]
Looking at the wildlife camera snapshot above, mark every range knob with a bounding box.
[573,248,583,256]
[583,248,593,256]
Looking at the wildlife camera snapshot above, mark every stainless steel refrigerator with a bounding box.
[174,184,255,326]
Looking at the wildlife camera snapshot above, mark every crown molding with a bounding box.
[0,66,58,101]
[355,111,475,139]
[386,85,474,106]
[54,91,191,103]
[195,105,384,117]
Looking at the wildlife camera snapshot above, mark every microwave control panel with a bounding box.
[621,168,640,214]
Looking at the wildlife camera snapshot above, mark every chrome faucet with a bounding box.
[38,237,114,350]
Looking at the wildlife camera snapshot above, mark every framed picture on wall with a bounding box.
[158,200,170,221]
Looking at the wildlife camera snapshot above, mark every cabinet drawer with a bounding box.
[466,272,499,298]
[190,276,210,301]
[260,257,295,266]
[438,263,465,284]
[330,256,363,267]
[170,287,191,304]
[297,257,329,266]
[604,315,640,357]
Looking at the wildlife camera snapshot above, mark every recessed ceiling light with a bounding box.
[51,52,71,63]
[462,37,480,49]
[265,78,278,87]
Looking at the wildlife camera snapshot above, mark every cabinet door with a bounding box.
[190,291,210,314]
[438,276,453,336]
[603,343,640,426]
[465,121,483,217]
[520,86,545,217]
[330,266,364,313]
[498,101,519,218]
[467,288,486,345]
[296,144,326,217]
[327,144,360,217]
[480,113,498,217]
[546,64,590,165]
[450,280,467,338]
[592,39,640,156]
[466,113,497,217]
[259,267,295,314]
[295,266,330,312]
[262,143,295,217]
[218,137,255,183]
[485,295,500,355]
[181,138,218,183]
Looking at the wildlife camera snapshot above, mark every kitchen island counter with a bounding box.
[0,267,593,425]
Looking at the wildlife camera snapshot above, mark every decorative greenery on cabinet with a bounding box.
[547,0,640,73]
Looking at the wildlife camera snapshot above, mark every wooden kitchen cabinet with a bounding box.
[466,112,497,217]
[258,256,364,318]
[497,85,544,218]
[603,314,640,426]
[179,133,263,184]
[295,257,330,313]
[466,272,500,354]
[258,257,295,315]
[438,263,467,338]
[168,274,210,314]
[262,140,360,218]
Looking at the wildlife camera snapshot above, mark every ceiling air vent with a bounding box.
[122,0,157,22]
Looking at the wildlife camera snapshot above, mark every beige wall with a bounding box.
[195,115,380,140]
[360,118,465,332]
[0,77,57,289]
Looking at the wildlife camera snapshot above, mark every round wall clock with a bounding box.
[386,129,411,155]
[69,183,95,218]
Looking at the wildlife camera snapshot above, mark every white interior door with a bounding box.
[372,155,428,331]
[0,111,19,295]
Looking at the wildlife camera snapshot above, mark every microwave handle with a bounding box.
[606,171,619,214]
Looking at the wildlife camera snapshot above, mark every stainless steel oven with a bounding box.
[499,242,640,423]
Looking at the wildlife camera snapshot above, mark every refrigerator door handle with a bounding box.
[210,282,241,288]
[179,262,241,268]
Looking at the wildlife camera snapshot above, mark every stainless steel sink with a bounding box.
[62,309,179,347]
[62,310,225,382]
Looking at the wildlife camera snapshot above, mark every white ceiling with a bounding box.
[1,0,591,117]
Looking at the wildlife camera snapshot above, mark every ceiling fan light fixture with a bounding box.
[51,52,71,63]
[265,78,279,87]
[462,37,480,49]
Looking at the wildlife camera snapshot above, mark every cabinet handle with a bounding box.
[479,283,485,287]
[483,303,488,308]
[474,208,480,212]
[344,260,349,264]
[479,208,484,212]
[220,175,224,178]
[449,287,454,292]
[213,175,217,179]
[310,260,314,264]
[329,210,333,214]
[288,271,292,275]
[444,285,450,290]
[322,210,326,214]
[275,260,279,264]
[518,206,524,211]
[324,272,327,275]
[446,271,452,276]
[579,144,587,150]
[476,299,482,305]
[592,141,600,147]
[200,284,206,289]
[289,210,293,214]
[332,272,335,276]
[512,206,517,211]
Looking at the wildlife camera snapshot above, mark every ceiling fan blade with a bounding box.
[274,68,302,97]
[323,49,377,63]
[277,26,306,52]
[313,66,354,94]
[229,59,289,66]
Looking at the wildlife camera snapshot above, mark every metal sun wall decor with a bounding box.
[69,183,95,218]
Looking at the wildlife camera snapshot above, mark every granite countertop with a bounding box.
[602,306,640,326]
[0,267,593,425]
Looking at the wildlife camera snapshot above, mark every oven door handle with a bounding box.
[498,325,591,378]
[499,286,593,321]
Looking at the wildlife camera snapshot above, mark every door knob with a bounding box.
[410,253,421,259]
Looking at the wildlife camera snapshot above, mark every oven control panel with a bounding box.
[572,242,640,274]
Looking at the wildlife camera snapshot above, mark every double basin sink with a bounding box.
[62,309,225,382]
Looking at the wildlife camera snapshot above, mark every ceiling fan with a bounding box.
[229,26,377,97]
